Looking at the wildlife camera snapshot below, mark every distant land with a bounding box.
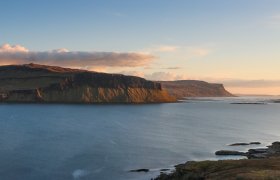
[160,80,234,99]
[0,64,233,103]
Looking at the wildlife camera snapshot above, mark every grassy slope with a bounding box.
[155,157,280,180]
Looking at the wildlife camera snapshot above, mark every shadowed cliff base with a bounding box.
[0,64,176,103]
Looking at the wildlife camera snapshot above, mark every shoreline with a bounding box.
[152,141,280,180]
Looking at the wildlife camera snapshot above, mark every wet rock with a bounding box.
[248,148,268,154]
[267,141,280,153]
[215,150,246,156]
[250,142,261,145]
[231,102,266,105]
[229,143,250,146]
[130,169,149,173]
[160,169,170,172]
[247,153,269,159]
[229,142,261,146]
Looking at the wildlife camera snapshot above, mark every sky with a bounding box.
[1,0,280,95]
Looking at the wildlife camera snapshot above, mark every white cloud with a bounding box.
[0,44,29,53]
[118,71,145,78]
[0,44,155,68]
[145,72,188,81]
[121,71,188,81]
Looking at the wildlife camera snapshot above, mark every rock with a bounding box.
[267,141,280,153]
[231,102,266,105]
[215,150,246,156]
[154,141,280,180]
[229,143,250,146]
[247,153,269,159]
[160,169,170,172]
[250,142,261,145]
[229,142,261,146]
[248,148,268,154]
[130,169,149,173]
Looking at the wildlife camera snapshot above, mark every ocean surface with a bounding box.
[0,96,280,180]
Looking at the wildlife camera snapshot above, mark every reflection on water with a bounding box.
[0,97,280,180]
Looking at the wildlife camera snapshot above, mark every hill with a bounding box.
[159,80,234,99]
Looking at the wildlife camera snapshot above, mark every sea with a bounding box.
[0,96,280,180]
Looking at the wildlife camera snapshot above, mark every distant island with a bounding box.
[0,64,233,103]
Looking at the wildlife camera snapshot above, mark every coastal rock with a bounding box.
[250,142,261,145]
[215,150,246,156]
[155,141,280,180]
[231,102,266,105]
[130,169,149,173]
[248,148,268,154]
[229,143,250,146]
[229,142,261,146]
[267,141,280,153]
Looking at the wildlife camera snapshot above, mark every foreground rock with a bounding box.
[229,142,261,146]
[0,64,176,103]
[130,169,149,173]
[215,150,246,156]
[154,142,280,180]
[215,141,280,159]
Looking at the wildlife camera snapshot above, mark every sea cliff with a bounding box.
[0,64,175,103]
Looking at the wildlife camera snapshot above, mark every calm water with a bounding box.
[0,97,280,180]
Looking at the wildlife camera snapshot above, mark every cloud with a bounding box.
[264,14,280,27]
[270,14,280,24]
[0,44,155,68]
[118,71,145,78]
[0,44,29,53]
[162,67,181,70]
[119,71,187,81]
[140,45,179,54]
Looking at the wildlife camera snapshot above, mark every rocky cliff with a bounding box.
[0,64,175,103]
[160,80,234,99]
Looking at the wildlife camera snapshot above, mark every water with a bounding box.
[0,97,280,180]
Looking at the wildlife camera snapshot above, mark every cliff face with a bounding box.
[0,64,175,103]
[160,80,234,99]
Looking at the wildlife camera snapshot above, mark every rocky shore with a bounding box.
[152,141,280,180]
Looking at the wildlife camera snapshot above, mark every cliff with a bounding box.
[0,64,175,103]
[159,80,234,99]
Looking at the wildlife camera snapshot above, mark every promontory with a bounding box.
[0,64,175,103]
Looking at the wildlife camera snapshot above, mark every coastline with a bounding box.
[153,141,280,180]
